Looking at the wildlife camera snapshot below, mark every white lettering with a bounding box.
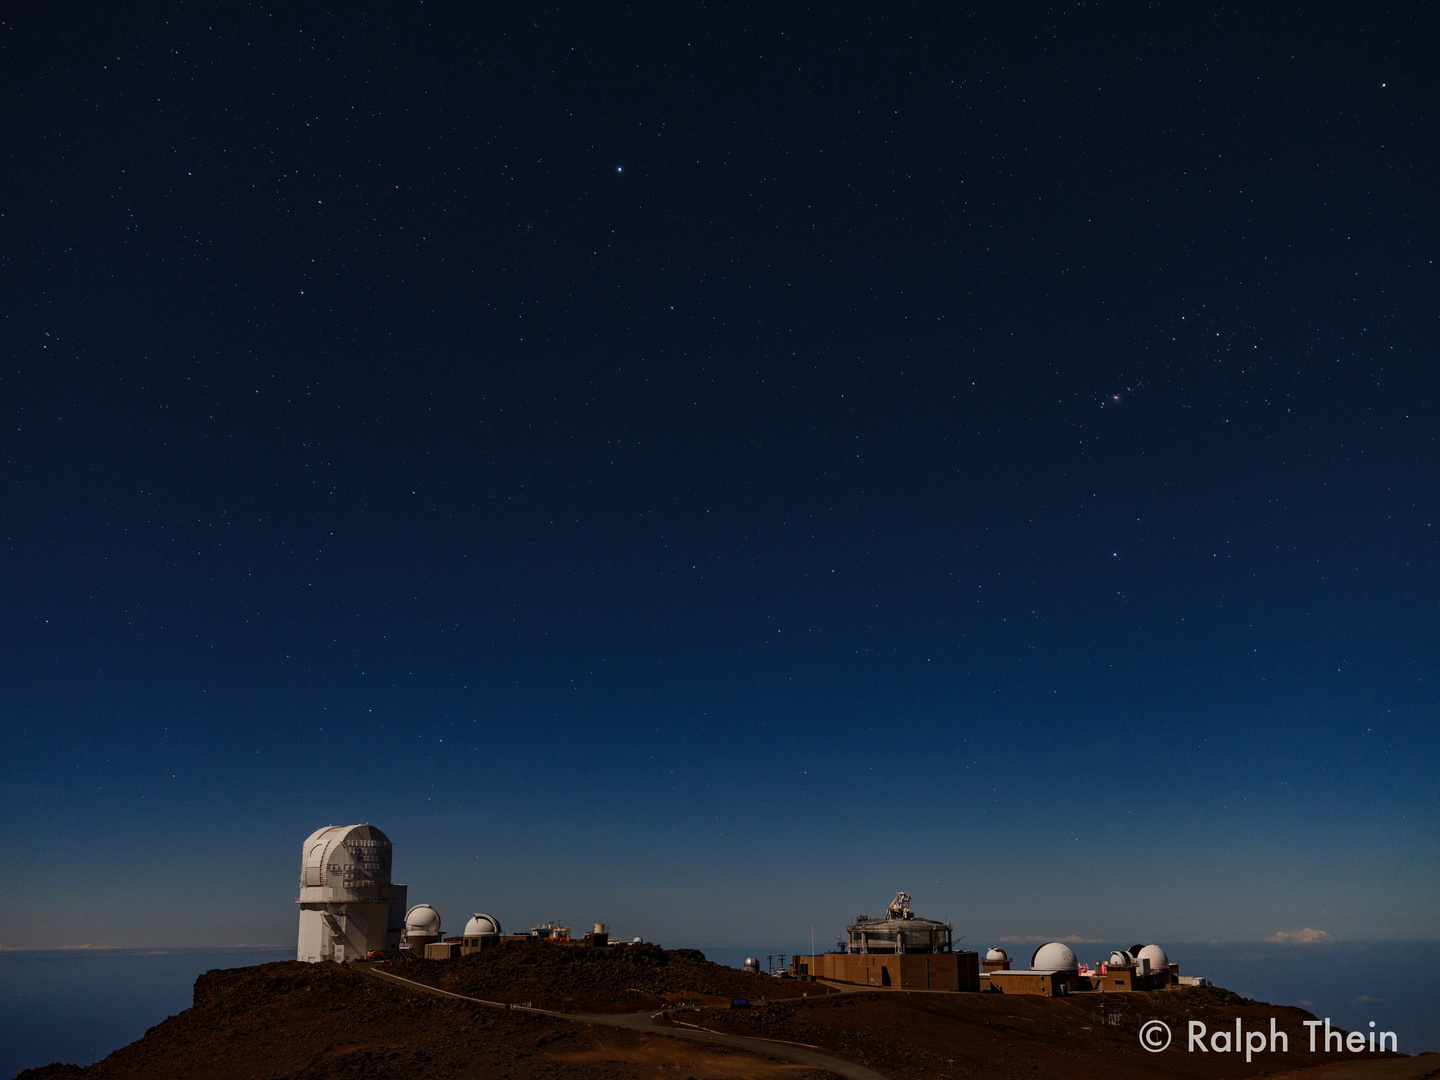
[1270,1018,1288,1053]
[1181,1016,1393,1058]
[1247,1030,1267,1062]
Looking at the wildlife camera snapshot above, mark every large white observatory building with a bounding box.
[296,824,407,962]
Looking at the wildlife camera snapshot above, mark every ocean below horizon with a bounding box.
[2,946,294,1078]
[3,940,1435,1078]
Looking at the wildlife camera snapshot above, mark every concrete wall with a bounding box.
[1090,966,1170,992]
[297,902,393,962]
[985,970,1062,996]
[795,951,979,992]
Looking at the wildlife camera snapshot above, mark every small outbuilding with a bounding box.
[983,947,1012,972]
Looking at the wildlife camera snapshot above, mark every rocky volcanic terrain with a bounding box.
[13,947,1438,1080]
[691,984,1427,1080]
[13,958,832,1080]
[392,939,830,1012]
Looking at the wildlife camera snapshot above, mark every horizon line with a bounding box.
[0,943,285,952]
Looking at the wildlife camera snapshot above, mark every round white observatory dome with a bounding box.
[1136,944,1169,971]
[985,947,1010,962]
[1030,942,1079,971]
[743,956,760,972]
[463,913,502,938]
[1109,949,1134,965]
[405,904,441,936]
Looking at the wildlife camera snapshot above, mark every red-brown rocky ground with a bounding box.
[14,951,1438,1080]
[12,960,835,1080]
[681,983,1431,1080]
[393,940,833,1013]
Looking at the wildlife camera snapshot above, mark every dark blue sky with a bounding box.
[2,3,1436,949]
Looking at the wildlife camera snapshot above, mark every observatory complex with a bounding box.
[295,825,613,962]
[793,892,1185,996]
[981,941,1178,995]
[295,827,1194,999]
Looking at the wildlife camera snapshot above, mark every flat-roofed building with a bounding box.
[793,892,979,991]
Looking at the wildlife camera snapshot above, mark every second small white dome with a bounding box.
[463,913,502,937]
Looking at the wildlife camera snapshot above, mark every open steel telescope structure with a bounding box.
[296,824,407,962]
[844,892,954,954]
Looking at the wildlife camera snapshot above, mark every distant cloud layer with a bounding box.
[0,944,123,951]
[999,935,1100,943]
[1266,928,1333,945]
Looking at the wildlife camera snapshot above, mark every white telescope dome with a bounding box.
[1136,944,1169,971]
[1109,949,1135,965]
[404,904,441,936]
[1030,942,1079,971]
[985,947,1010,962]
[463,913,502,938]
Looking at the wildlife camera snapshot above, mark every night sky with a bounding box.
[3,4,1436,951]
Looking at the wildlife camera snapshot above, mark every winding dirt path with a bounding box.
[360,964,889,1080]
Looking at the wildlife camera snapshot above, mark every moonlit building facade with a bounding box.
[296,824,407,962]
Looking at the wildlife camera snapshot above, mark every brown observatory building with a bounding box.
[794,892,980,991]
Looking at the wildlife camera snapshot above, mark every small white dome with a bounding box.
[985,947,1010,962]
[463,912,502,938]
[743,956,760,971]
[1031,942,1079,971]
[404,904,441,935]
[1136,944,1169,971]
[1109,949,1134,965]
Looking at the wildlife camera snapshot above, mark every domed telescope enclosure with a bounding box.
[1135,943,1170,975]
[982,946,1013,972]
[296,824,407,963]
[1031,941,1080,971]
[403,904,442,950]
[845,892,955,954]
[462,913,503,952]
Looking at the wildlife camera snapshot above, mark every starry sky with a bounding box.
[2,4,1436,951]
